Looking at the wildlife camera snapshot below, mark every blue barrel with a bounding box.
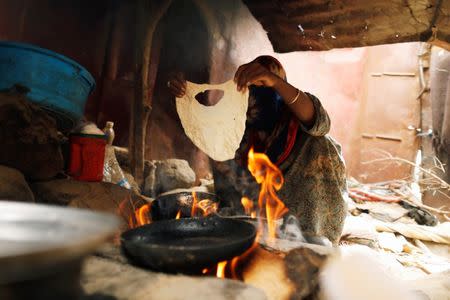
[0,41,95,130]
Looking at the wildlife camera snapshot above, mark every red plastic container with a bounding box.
[68,134,107,182]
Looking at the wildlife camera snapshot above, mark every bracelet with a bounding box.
[287,89,301,105]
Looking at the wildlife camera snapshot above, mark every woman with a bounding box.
[168,56,347,245]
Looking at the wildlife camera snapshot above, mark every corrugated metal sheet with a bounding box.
[243,0,450,52]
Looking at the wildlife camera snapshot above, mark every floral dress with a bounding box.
[212,86,347,244]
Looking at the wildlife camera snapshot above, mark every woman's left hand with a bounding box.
[234,61,280,92]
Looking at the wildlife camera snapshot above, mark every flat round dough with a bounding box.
[176,80,249,161]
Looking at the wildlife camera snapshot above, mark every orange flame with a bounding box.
[216,261,227,278]
[134,204,151,227]
[191,192,218,217]
[116,197,152,229]
[121,192,219,229]
[191,191,199,217]
[197,199,218,216]
[213,148,287,279]
[247,148,288,239]
[241,197,256,218]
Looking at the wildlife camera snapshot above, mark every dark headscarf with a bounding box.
[245,55,288,131]
[237,56,293,164]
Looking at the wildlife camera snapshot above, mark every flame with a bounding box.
[191,192,218,217]
[134,204,151,227]
[197,199,218,216]
[247,148,288,239]
[213,148,288,279]
[117,196,152,230]
[120,192,219,229]
[241,197,256,218]
[202,268,208,274]
[191,191,199,217]
[216,261,227,278]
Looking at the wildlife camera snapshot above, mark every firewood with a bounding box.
[242,247,294,300]
[242,246,330,300]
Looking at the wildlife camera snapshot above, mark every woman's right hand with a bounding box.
[167,72,186,98]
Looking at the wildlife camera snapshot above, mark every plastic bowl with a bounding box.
[0,41,95,131]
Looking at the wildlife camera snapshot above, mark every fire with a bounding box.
[191,192,218,217]
[120,192,219,229]
[241,197,256,218]
[216,261,227,278]
[117,148,286,280]
[247,148,288,239]
[197,199,219,216]
[220,148,286,279]
[194,149,288,279]
[134,204,151,227]
[191,191,199,217]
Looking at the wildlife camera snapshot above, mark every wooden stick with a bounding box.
[132,0,172,187]
[361,150,450,192]
[142,22,164,162]
[382,72,416,77]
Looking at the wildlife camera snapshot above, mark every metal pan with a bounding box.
[150,191,219,221]
[0,201,120,300]
[120,216,256,273]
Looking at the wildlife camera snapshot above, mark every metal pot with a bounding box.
[150,191,220,221]
[0,201,120,300]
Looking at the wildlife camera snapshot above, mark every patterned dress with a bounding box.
[212,87,347,244]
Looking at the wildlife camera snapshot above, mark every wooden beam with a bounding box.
[142,21,164,163]
[131,0,172,187]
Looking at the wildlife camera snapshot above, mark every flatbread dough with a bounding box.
[176,80,249,161]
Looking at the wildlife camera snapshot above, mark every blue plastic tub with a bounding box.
[0,41,95,130]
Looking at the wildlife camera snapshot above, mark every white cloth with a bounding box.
[176,80,248,161]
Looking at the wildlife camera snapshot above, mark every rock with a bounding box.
[30,179,149,230]
[284,247,329,298]
[0,88,64,180]
[156,159,196,193]
[0,165,34,202]
[143,159,196,197]
[82,256,266,300]
[114,146,131,173]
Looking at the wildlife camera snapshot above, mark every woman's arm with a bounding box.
[234,61,315,127]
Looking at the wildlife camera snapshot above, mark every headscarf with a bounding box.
[237,56,294,165]
[246,55,287,131]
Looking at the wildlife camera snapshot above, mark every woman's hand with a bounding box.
[234,61,281,92]
[167,72,186,98]
[235,57,316,127]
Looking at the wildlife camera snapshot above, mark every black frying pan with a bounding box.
[120,216,256,273]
